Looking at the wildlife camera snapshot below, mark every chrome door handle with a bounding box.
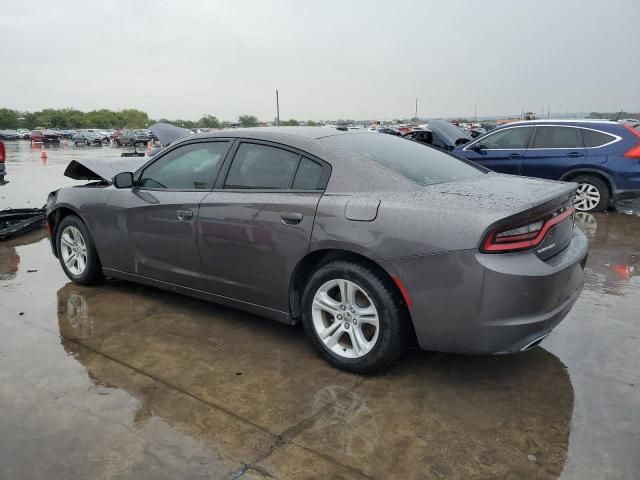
[280,212,303,225]
[177,209,193,221]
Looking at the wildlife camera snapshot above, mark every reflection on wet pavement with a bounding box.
[0,142,639,479]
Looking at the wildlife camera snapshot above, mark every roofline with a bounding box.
[505,119,618,125]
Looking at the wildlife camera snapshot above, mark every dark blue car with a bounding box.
[453,120,640,212]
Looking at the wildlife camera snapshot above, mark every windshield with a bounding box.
[321,133,485,186]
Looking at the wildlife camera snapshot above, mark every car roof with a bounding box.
[503,119,619,127]
[171,126,415,193]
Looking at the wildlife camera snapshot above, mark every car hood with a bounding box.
[148,122,190,145]
[64,157,148,182]
[429,120,473,147]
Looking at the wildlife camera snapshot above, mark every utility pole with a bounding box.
[275,89,280,126]
[541,105,544,119]
[474,104,477,123]
[548,104,551,119]
[414,98,418,122]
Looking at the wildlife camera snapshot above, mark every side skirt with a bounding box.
[102,268,293,325]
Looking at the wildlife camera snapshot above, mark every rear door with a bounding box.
[105,140,231,289]
[523,126,585,180]
[197,140,329,312]
[461,126,533,174]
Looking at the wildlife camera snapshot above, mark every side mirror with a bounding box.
[472,143,487,154]
[113,172,134,189]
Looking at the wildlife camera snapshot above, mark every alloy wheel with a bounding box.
[60,226,88,276]
[311,279,380,359]
[575,183,601,211]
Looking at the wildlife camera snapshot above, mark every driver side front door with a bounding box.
[462,126,533,175]
[104,140,232,290]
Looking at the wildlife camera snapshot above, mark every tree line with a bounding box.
[0,108,295,130]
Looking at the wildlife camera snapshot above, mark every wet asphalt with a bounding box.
[0,140,638,479]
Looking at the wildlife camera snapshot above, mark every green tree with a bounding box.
[238,114,258,127]
[280,119,299,126]
[118,109,150,128]
[306,120,318,126]
[0,108,20,128]
[198,115,221,128]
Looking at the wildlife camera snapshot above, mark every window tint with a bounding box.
[476,127,531,149]
[321,134,483,186]
[532,127,581,148]
[581,128,615,148]
[292,157,324,190]
[225,143,300,189]
[139,142,227,189]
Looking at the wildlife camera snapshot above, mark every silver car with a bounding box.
[46,127,588,372]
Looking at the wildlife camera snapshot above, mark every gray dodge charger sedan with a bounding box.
[46,127,588,372]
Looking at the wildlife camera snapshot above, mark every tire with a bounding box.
[56,215,103,285]
[85,139,90,146]
[572,175,610,212]
[300,260,410,373]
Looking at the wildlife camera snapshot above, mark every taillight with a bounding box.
[0,142,5,163]
[482,206,575,253]
[623,125,640,159]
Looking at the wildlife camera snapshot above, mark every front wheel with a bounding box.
[301,260,410,373]
[56,215,103,285]
[573,175,610,212]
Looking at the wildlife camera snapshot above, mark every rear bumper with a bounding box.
[381,228,588,355]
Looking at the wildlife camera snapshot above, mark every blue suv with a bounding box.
[453,120,640,212]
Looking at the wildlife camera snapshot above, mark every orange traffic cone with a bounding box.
[40,145,48,160]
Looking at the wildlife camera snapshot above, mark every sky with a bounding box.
[1,0,639,121]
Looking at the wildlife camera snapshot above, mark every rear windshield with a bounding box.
[321,133,484,186]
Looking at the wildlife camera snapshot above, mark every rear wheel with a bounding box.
[56,215,103,285]
[301,260,410,373]
[572,175,609,212]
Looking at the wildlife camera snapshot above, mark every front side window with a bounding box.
[532,126,581,148]
[475,127,532,149]
[225,143,300,189]
[139,141,228,189]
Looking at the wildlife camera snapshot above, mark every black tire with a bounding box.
[56,215,103,285]
[300,260,410,373]
[85,139,90,146]
[572,174,610,212]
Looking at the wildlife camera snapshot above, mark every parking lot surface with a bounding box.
[1,141,638,479]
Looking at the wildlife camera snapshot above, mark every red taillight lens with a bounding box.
[623,144,640,159]
[623,125,640,159]
[482,207,575,253]
[0,142,5,163]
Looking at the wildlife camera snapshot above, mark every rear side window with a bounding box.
[581,128,616,147]
[476,127,532,149]
[225,143,300,189]
[292,157,324,190]
[532,127,581,148]
[321,133,483,186]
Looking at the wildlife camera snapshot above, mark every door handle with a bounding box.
[177,209,193,221]
[508,153,522,159]
[280,212,303,225]
[567,151,584,158]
